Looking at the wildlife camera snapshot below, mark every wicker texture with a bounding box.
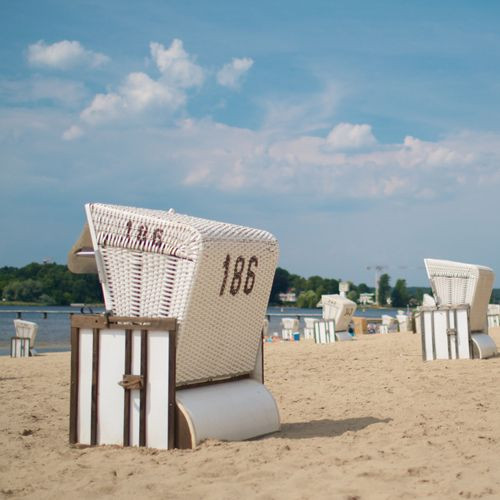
[424,258,494,332]
[85,203,279,385]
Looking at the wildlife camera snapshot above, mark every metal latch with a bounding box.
[118,374,144,390]
[447,328,457,336]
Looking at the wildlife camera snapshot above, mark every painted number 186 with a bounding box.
[219,255,258,296]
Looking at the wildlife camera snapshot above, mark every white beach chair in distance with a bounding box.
[421,258,497,360]
[320,294,356,341]
[487,304,500,328]
[303,317,317,340]
[12,319,38,356]
[281,317,299,340]
[396,311,412,332]
[380,314,398,334]
[68,203,280,449]
[313,319,335,344]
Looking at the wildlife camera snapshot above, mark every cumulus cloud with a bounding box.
[326,122,377,150]
[27,40,109,69]
[150,39,204,87]
[172,119,489,201]
[216,57,254,89]
[69,39,202,131]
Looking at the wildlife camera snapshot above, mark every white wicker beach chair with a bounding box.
[396,311,412,332]
[313,294,356,343]
[487,304,500,328]
[12,319,38,356]
[421,258,497,360]
[281,317,299,340]
[380,314,398,334]
[303,317,318,340]
[322,294,356,341]
[68,203,280,448]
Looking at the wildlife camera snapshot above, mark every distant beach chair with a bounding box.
[315,294,356,343]
[281,317,299,340]
[11,319,38,357]
[396,311,412,332]
[303,317,318,340]
[487,304,500,328]
[68,203,280,449]
[380,314,398,334]
[313,319,335,343]
[420,258,497,360]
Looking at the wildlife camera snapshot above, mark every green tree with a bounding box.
[347,290,359,303]
[378,273,391,305]
[270,267,291,303]
[296,290,318,308]
[391,279,409,307]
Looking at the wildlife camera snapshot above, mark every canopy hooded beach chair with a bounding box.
[280,317,299,340]
[303,317,318,340]
[380,314,398,334]
[314,294,356,343]
[11,319,38,356]
[420,258,497,360]
[487,304,500,328]
[68,203,280,449]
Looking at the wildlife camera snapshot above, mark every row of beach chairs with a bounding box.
[10,202,497,451]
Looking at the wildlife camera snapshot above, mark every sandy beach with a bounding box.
[1,328,500,500]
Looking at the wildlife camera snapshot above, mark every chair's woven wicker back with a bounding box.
[86,203,279,386]
[424,258,494,332]
[13,320,39,345]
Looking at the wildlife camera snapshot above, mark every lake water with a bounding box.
[0,305,404,356]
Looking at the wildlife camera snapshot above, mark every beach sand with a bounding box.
[1,328,500,499]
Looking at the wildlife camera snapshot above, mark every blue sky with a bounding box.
[2,1,500,286]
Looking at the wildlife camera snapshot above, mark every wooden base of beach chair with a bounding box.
[10,337,30,357]
[314,320,335,344]
[69,315,279,449]
[420,306,497,360]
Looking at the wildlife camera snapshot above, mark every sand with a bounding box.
[1,328,500,500]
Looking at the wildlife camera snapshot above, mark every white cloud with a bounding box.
[74,40,201,128]
[326,122,377,150]
[120,72,183,111]
[80,93,123,124]
[261,83,342,136]
[27,40,109,69]
[62,124,83,141]
[216,57,254,89]
[169,119,492,201]
[150,39,204,88]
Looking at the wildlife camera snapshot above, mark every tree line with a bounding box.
[270,268,432,308]
[5,262,499,308]
[0,263,102,305]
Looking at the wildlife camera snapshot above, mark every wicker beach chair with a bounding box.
[303,317,318,340]
[396,311,412,332]
[487,304,500,328]
[316,294,356,342]
[380,314,398,334]
[12,319,38,356]
[421,258,497,360]
[281,317,299,340]
[68,203,280,448]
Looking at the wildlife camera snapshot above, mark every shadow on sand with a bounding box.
[271,416,392,440]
